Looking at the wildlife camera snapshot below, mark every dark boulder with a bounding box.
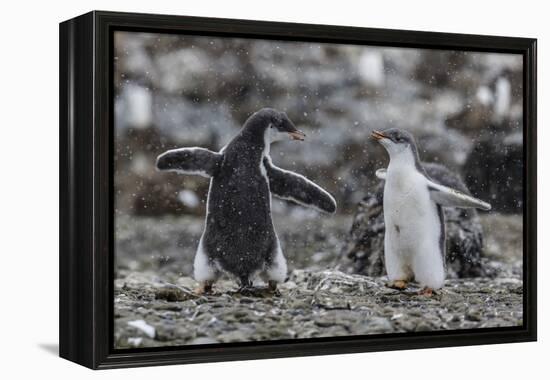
[463,131,523,214]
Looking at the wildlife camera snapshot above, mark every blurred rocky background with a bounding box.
[113,32,524,348]
[114,32,523,218]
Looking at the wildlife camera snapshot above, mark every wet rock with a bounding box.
[415,322,434,332]
[312,294,351,310]
[155,286,197,302]
[363,317,394,334]
[127,320,156,338]
[466,308,483,322]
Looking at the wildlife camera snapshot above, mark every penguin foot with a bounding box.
[267,281,281,296]
[194,281,213,295]
[418,287,435,297]
[234,283,281,298]
[386,280,408,290]
[237,277,253,292]
[237,284,254,294]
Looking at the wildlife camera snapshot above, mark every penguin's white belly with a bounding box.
[384,171,437,246]
[383,169,445,289]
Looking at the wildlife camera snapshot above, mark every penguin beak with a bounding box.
[288,130,306,141]
[371,130,387,141]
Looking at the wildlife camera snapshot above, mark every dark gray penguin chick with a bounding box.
[371,128,491,296]
[157,108,337,293]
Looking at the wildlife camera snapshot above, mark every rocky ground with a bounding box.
[114,211,523,349]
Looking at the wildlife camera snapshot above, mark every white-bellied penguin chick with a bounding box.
[371,128,491,296]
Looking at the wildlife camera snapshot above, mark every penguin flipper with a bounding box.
[375,168,387,180]
[156,147,222,178]
[263,158,337,213]
[427,179,491,211]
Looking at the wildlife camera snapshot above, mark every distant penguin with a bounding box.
[157,108,337,294]
[371,129,491,296]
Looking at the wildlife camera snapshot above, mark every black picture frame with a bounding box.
[59,10,537,369]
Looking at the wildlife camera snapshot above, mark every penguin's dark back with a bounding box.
[202,138,277,276]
